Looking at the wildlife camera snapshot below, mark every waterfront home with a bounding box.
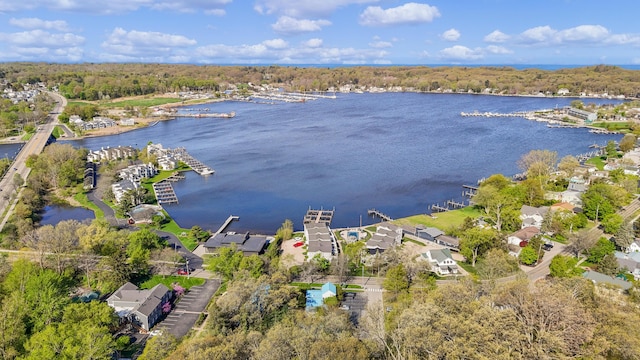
[111,180,137,204]
[118,163,157,183]
[306,282,337,310]
[421,249,458,275]
[416,226,444,242]
[107,282,172,331]
[157,155,178,171]
[120,118,135,126]
[203,232,268,256]
[87,145,136,162]
[366,223,402,254]
[304,222,335,261]
[566,107,597,123]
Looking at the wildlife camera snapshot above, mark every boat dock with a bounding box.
[173,148,215,175]
[153,181,178,204]
[213,215,240,236]
[165,172,185,182]
[178,111,235,119]
[303,207,335,225]
[368,208,393,222]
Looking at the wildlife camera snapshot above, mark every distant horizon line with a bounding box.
[2,61,639,70]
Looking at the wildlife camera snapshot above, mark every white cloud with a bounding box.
[484,30,509,43]
[253,0,377,18]
[0,0,231,15]
[441,28,460,42]
[0,29,84,48]
[516,24,636,46]
[304,38,323,48]
[272,16,332,35]
[0,28,84,62]
[439,45,483,61]
[486,45,512,54]
[150,0,231,14]
[101,28,196,58]
[369,40,392,48]
[9,18,70,31]
[195,40,389,64]
[263,38,289,49]
[359,3,440,27]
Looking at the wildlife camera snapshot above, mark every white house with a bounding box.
[304,223,335,261]
[628,241,640,253]
[422,249,458,275]
[520,205,549,229]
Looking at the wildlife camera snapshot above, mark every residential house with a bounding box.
[157,155,178,170]
[615,251,640,280]
[507,226,540,257]
[304,223,336,261]
[549,202,576,213]
[120,118,135,126]
[520,205,549,229]
[111,179,137,204]
[415,226,460,249]
[87,146,136,162]
[107,282,172,331]
[422,249,458,275]
[366,223,402,254]
[119,163,157,183]
[203,231,269,255]
[582,270,631,290]
[306,282,337,310]
[628,241,640,253]
[416,226,444,242]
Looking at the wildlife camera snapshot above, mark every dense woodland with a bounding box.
[2,63,640,100]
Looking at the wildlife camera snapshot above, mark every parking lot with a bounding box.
[341,291,368,325]
[155,279,220,338]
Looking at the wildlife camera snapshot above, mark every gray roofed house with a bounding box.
[417,227,445,241]
[422,248,458,275]
[615,251,640,280]
[366,224,402,254]
[203,232,268,255]
[435,234,460,249]
[304,222,335,261]
[520,205,549,229]
[107,282,172,331]
[582,270,632,290]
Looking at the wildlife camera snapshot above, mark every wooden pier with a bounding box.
[304,207,335,225]
[431,204,449,213]
[446,200,466,209]
[213,215,240,236]
[178,112,235,119]
[367,209,393,222]
[173,148,215,175]
[153,181,178,204]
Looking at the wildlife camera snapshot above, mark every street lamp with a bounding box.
[186,259,190,279]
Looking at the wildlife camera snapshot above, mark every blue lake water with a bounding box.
[39,205,94,226]
[63,93,622,233]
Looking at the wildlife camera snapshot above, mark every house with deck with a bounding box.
[422,249,458,275]
[304,222,336,261]
[366,223,402,254]
[203,232,268,256]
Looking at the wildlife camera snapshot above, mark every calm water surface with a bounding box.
[64,93,622,233]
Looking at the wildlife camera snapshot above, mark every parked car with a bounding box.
[542,243,554,251]
[177,268,188,275]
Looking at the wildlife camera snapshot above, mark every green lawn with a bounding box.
[52,126,64,138]
[21,132,33,141]
[139,275,205,290]
[457,261,479,275]
[158,214,198,251]
[74,192,104,219]
[394,206,482,229]
[101,97,183,108]
[586,156,606,170]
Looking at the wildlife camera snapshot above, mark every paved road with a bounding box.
[0,91,66,231]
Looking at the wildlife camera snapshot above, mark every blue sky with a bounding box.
[0,0,639,65]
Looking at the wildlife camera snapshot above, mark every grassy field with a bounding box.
[100,97,183,108]
[586,156,606,170]
[52,126,64,138]
[394,206,482,230]
[139,275,205,290]
[74,192,104,219]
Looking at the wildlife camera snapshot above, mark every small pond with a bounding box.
[39,205,94,226]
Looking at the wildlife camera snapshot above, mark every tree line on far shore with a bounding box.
[2,63,640,101]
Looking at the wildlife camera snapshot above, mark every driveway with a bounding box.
[157,279,220,338]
